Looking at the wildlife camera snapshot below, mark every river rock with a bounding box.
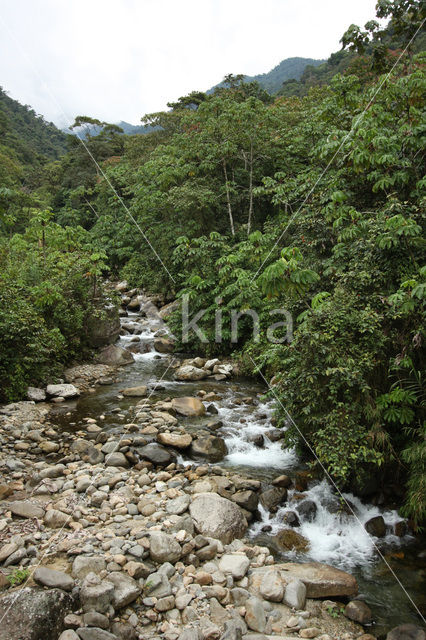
[189,493,247,543]
[71,439,105,465]
[250,563,358,598]
[364,515,386,537]
[154,337,175,353]
[344,600,372,624]
[108,572,141,608]
[121,386,147,397]
[245,596,266,632]
[190,435,227,462]
[282,510,300,527]
[80,573,114,613]
[171,396,206,417]
[46,384,80,398]
[9,500,45,519]
[72,556,106,580]
[259,570,284,602]
[259,487,287,511]
[138,443,173,466]
[272,474,292,488]
[149,531,182,563]
[166,494,190,515]
[284,578,307,609]
[275,528,309,552]
[86,305,121,348]
[297,499,318,522]
[0,542,18,563]
[232,490,259,512]
[174,366,209,381]
[77,629,118,640]
[59,632,80,640]
[44,509,69,528]
[386,625,426,640]
[0,587,73,640]
[96,345,135,366]
[157,432,192,449]
[33,567,75,591]
[27,387,47,402]
[218,553,250,579]
[105,452,129,468]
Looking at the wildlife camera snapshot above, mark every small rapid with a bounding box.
[250,479,411,568]
[214,391,298,470]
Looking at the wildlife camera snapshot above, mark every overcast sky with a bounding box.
[0,0,378,128]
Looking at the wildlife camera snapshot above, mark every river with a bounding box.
[50,297,425,637]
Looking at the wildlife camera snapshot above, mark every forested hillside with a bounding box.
[0,87,66,183]
[0,0,425,526]
[210,56,325,94]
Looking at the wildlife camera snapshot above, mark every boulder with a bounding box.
[105,452,129,468]
[0,542,18,563]
[27,387,46,402]
[365,515,386,538]
[174,366,209,381]
[0,587,73,640]
[149,531,182,564]
[158,300,179,319]
[189,493,247,544]
[218,554,250,580]
[250,562,357,598]
[96,345,134,366]
[9,500,45,519]
[282,511,300,527]
[284,579,307,609]
[138,443,173,466]
[245,597,266,633]
[275,528,309,552]
[70,439,105,465]
[166,494,190,515]
[108,572,141,609]
[86,305,121,348]
[232,490,259,512]
[121,386,147,397]
[157,432,192,449]
[171,396,206,417]
[80,574,114,613]
[259,570,284,602]
[127,297,140,310]
[46,384,80,399]
[204,358,220,370]
[33,567,74,591]
[297,499,318,522]
[190,435,227,462]
[154,337,175,353]
[72,556,106,580]
[344,600,373,624]
[259,487,287,511]
[44,509,69,528]
[386,625,426,640]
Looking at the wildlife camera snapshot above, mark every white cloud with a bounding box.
[0,0,378,127]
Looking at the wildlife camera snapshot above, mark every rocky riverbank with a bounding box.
[0,284,423,640]
[0,398,372,640]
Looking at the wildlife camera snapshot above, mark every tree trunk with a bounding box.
[222,159,235,236]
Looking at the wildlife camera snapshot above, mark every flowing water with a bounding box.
[51,298,425,637]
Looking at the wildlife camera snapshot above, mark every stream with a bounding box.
[51,297,426,637]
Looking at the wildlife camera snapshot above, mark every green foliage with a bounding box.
[0,217,111,401]
[6,568,30,587]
